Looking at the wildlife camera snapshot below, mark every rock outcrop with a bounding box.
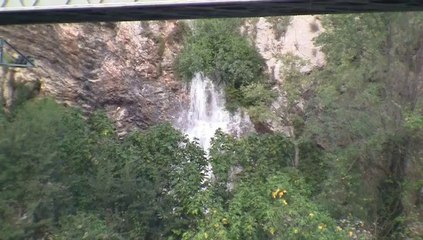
[243,16,324,82]
[0,21,187,135]
[0,17,323,136]
[243,16,324,135]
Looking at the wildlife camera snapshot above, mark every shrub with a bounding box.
[176,19,265,89]
[53,213,121,240]
[267,17,291,40]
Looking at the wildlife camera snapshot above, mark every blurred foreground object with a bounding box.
[0,0,423,25]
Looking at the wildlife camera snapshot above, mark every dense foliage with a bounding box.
[176,19,264,88]
[0,99,208,239]
[176,12,423,239]
[0,99,353,239]
[283,13,423,239]
[182,131,349,240]
[2,12,423,240]
[176,19,270,111]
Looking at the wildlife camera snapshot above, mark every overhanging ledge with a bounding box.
[0,0,423,25]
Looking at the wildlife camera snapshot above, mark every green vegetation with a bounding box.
[267,16,291,40]
[176,19,264,87]
[0,99,351,239]
[185,131,349,239]
[1,12,423,240]
[0,99,208,239]
[176,19,268,111]
[177,13,423,239]
[239,83,276,122]
[285,13,423,239]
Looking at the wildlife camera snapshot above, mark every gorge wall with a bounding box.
[0,21,188,135]
[0,16,323,135]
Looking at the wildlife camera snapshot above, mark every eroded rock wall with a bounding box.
[243,16,324,135]
[0,21,187,135]
[0,17,323,135]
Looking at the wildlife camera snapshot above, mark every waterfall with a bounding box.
[180,73,250,151]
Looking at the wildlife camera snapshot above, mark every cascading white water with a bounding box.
[181,73,250,151]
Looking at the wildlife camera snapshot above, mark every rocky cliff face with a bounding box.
[0,17,322,135]
[243,16,324,135]
[243,16,324,81]
[0,21,187,135]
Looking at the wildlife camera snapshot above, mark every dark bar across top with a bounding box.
[0,1,422,25]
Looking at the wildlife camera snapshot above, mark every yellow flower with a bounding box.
[318,225,323,230]
[222,218,228,225]
[269,227,276,235]
[349,231,353,237]
[272,189,280,199]
[204,232,208,239]
[309,213,314,218]
[278,191,284,198]
[283,190,287,193]
[214,223,219,228]
[336,226,342,232]
[293,228,299,234]
[282,199,288,205]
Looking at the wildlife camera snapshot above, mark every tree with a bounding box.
[304,13,423,238]
[0,99,209,239]
[176,18,266,111]
[0,99,92,239]
[182,131,349,240]
[277,53,310,168]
